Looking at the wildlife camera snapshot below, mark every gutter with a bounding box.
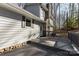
[0,3,46,23]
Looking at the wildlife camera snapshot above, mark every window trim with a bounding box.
[21,16,34,28]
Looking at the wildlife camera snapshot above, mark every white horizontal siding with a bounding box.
[0,16,40,48]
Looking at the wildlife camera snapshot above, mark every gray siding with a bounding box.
[0,8,22,20]
[24,5,40,17]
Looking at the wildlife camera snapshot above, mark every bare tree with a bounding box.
[78,3,79,29]
[52,3,60,31]
[59,4,60,30]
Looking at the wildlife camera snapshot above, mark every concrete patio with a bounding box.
[0,36,78,56]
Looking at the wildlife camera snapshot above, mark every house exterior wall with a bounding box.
[0,7,41,49]
[24,4,46,36]
[24,5,40,17]
[24,4,45,21]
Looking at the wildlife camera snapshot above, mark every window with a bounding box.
[31,19,34,28]
[26,19,31,27]
[21,16,34,28]
[21,16,26,28]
